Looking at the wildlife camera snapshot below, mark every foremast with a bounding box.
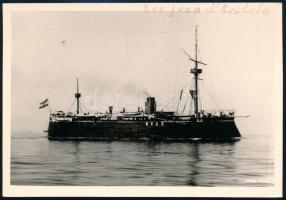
[75,78,81,114]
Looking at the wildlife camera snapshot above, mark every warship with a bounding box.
[42,26,241,140]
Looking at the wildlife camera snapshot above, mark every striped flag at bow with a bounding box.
[39,98,49,109]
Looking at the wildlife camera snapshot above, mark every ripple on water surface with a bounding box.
[11,132,274,186]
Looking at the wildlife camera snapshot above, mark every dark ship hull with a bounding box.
[48,119,240,140]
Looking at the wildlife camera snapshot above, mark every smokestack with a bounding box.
[108,106,113,114]
[145,97,156,114]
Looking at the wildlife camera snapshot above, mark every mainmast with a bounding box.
[75,78,81,114]
[192,26,201,117]
[182,25,207,118]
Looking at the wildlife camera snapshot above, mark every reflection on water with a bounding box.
[187,141,238,186]
[188,142,201,186]
[11,133,274,186]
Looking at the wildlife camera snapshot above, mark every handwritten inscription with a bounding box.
[144,3,270,17]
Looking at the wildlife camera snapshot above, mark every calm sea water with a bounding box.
[11,132,274,186]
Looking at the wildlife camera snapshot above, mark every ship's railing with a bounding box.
[174,109,236,119]
[200,109,236,116]
[49,109,237,121]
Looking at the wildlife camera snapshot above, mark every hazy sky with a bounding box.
[10,3,282,135]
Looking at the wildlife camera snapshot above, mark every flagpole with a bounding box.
[48,99,51,113]
[39,98,51,113]
[48,104,51,114]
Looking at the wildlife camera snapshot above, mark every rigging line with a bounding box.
[176,80,192,100]
[198,89,202,112]
[175,90,183,114]
[166,97,175,111]
[162,64,192,111]
[200,81,205,112]
[203,80,223,112]
[179,80,193,114]
[172,60,192,95]
[182,80,193,91]
[79,102,83,113]
[181,97,189,114]
[172,57,189,96]
[187,98,190,115]
[68,99,76,113]
[190,95,193,115]
[168,57,195,112]
[207,79,224,112]
[174,79,192,113]
[197,80,202,112]
[85,100,99,113]
[201,80,217,111]
[81,102,92,113]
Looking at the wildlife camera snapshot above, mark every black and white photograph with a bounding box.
[3,3,282,197]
